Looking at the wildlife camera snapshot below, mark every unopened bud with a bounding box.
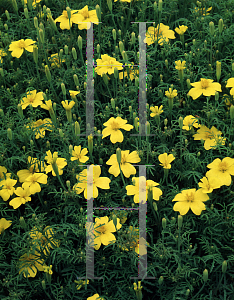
[102,73,109,86]
[209,22,215,36]
[72,47,77,60]
[218,19,223,34]
[230,105,234,120]
[33,45,38,64]
[203,269,208,282]
[158,276,163,285]
[119,41,124,54]
[222,260,227,273]
[61,83,66,96]
[88,134,93,155]
[107,0,112,12]
[162,218,167,229]
[158,0,163,12]
[7,128,12,141]
[178,215,183,228]
[179,116,183,129]
[112,29,116,40]
[78,36,82,51]
[45,65,51,83]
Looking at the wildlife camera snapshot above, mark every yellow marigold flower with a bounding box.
[70,146,89,164]
[9,39,36,58]
[44,151,67,176]
[40,100,53,110]
[0,178,17,201]
[26,118,53,139]
[175,60,186,70]
[61,100,75,110]
[172,188,209,215]
[175,25,188,35]
[95,54,123,77]
[0,49,7,63]
[93,216,122,250]
[19,251,45,278]
[102,116,133,144]
[29,226,60,254]
[106,150,141,178]
[158,153,175,169]
[126,176,162,203]
[17,157,47,183]
[75,5,99,30]
[150,105,163,117]
[54,9,80,30]
[87,293,105,300]
[188,78,222,100]
[165,88,177,99]
[20,90,44,110]
[0,218,12,234]
[48,53,65,68]
[182,115,200,131]
[226,78,234,96]
[144,23,176,46]
[69,90,80,98]
[73,165,110,199]
[24,0,41,8]
[20,172,48,194]
[119,62,139,80]
[198,176,221,193]
[0,166,11,180]
[193,125,226,150]
[206,157,234,187]
[223,94,233,110]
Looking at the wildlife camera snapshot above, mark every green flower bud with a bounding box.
[39,29,44,44]
[209,22,215,36]
[216,61,221,82]
[116,148,122,165]
[48,15,57,31]
[45,65,51,83]
[34,17,38,28]
[135,77,139,87]
[102,73,109,86]
[215,91,219,101]
[66,180,70,190]
[112,29,116,41]
[122,51,128,62]
[107,0,112,11]
[66,6,71,19]
[7,128,12,141]
[42,280,46,290]
[118,29,121,37]
[5,10,10,20]
[222,260,227,273]
[69,145,73,156]
[114,67,119,79]
[186,78,191,89]
[154,2,157,11]
[218,19,223,34]
[131,32,136,44]
[112,214,117,230]
[179,116,183,129]
[96,4,101,21]
[178,215,183,228]
[12,0,18,13]
[97,44,100,53]
[99,158,103,164]
[203,269,208,282]
[185,289,190,297]
[0,68,4,77]
[78,36,82,51]
[72,47,77,60]
[153,201,158,211]
[129,106,132,113]
[19,216,26,229]
[59,129,64,138]
[73,74,79,87]
[24,7,29,19]
[158,276,163,285]
[230,105,234,120]
[146,121,150,135]
[75,121,80,138]
[162,218,167,229]
[17,104,23,118]
[165,59,168,68]
[4,24,8,31]
[88,134,93,155]
[111,98,115,109]
[33,45,38,64]
[61,83,66,96]
[64,45,68,55]
[119,41,124,54]
[158,0,163,12]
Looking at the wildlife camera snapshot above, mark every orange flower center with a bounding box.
[81,10,89,18]
[219,162,228,172]
[95,222,106,234]
[18,40,26,49]
[111,120,120,131]
[200,79,209,89]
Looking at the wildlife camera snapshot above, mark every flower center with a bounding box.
[219,162,228,172]
[87,177,94,186]
[111,121,120,130]
[63,11,68,18]
[200,79,209,89]
[186,193,194,202]
[121,154,127,164]
[18,40,26,49]
[95,222,106,234]
[28,97,34,102]
[81,10,89,18]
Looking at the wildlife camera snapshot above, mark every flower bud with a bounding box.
[116,148,122,165]
[215,91,219,101]
[61,83,66,96]
[158,0,163,12]
[222,260,227,273]
[209,22,215,36]
[48,15,57,31]
[4,24,8,31]
[153,201,158,211]
[24,7,29,19]
[178,215,183,228]
[0,68,4,77]
[203,269,208,282]
[73,74,79,87]
[45,65,51,83]
[158,276,164,285]
[5,10,10,20]
[33,45,38,64]
[97,44,100,53]
[179,116,183,129]
[66,6,71,19]
[64,45,68,55]
[66,180,70,190]
[112,29,116,41]
[154,2,157,11]
[162,218,167,229]
[216,61,221,82]
[12,0,18,13]
[131,32,136,45]
[146,121,150,135]
[102,73,109,86]
[186,78,191,89]
[230,105,234,120]
[17,104,23,118]
[42,280,46,290]
[7,128,12,141]
[88,134,93,155]
[71,47,77,60]
[185,289,190,297]
[39,29,44,44]
[19,216,26,229]
[122,51,128,62]
[111,98,115,109]
[119,41,124,54]
[107,0,112,11]
[69,145,73,156]
[135,76,139,87]
[218,19,223,34]
[96,4,101,21]
[75,121,80,138]
[78,36,82,51]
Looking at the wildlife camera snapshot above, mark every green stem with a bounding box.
[118,162,126,188]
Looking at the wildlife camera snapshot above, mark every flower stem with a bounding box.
[118,162,126,188]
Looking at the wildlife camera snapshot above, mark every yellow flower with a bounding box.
[9,39,36,58]
[226,78,234,96]
[175,60,186,70]
[48,53,65,68]
[87,293,105,300]
[194,6,212,16]
[9,185,31,209]
[172,188,209,215]
[0,166,11,180]
[182,115,200,131]
[119,62,139,81]
[21,90,44,110]
[61,100,75,110]
[193,125,226,150]
[26,118,53,139]
[95,54,123,77]
[188,78,222,100]
[24,0,41,8]
[165,88,177,99]
[223,94,233,110]
[44,151,67,176]
[20,172,48,194]
[29,226,60,254]
[198,176,221,193]
[150,105,163,117]
[19,251,45,278]
[69,90,80,98]
[0,49,7,63]
[144,23,175,46]
[126,177,162,203]
[73,165,110,199]
[93,216,122,250]
[40,100,53,110]
[17,157,47,183]
[0,218,12,234]
[54,10,80,30]
[0,178,17,201]
[175,25,188,35]
[206,157,234,187]
[102,116,133,144]
[70,146,89,164]
[76,5,99,30]
[106,150,141,178]
[158,153,175,169]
